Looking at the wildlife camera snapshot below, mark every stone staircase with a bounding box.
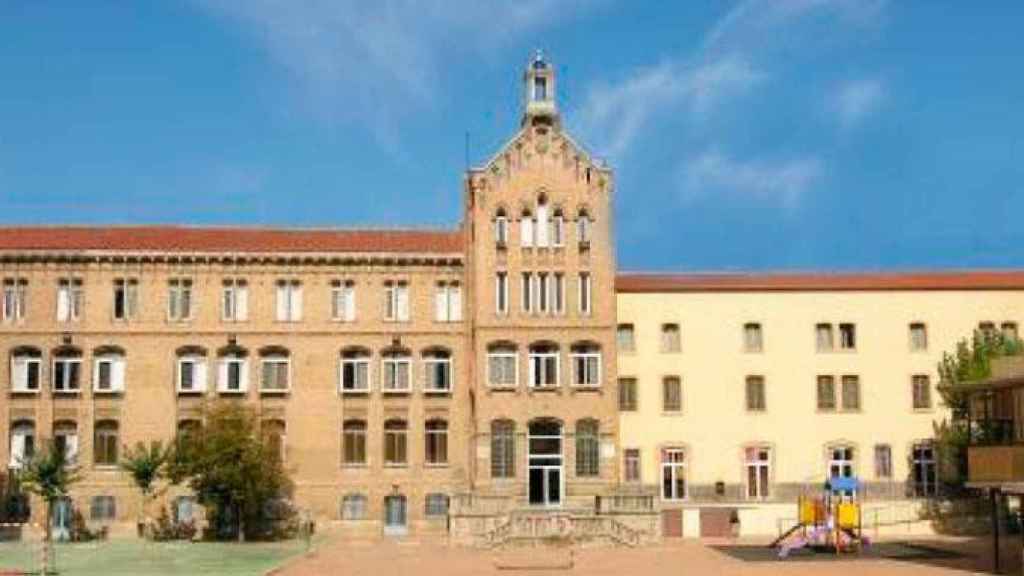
[482,509,642,549]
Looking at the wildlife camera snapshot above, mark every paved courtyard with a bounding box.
[276,536,1018,576]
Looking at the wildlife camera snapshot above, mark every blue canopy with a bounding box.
[828,476,860,492]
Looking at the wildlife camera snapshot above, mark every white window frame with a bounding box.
[434,282,462,323]
[423,353,453,394]
[339,354,371,394]
[571,349,601,388]
[331,280,356,322]
[167,278,193,322]
[93,355,126,394]
[528,348,560,389]
[743,323,763,353]
[52,357,82,393]
[176,356,208,394]
[576,214,591,245]
[57,278,84,322]
[624,448,641,483]
[384,281,410,322]
[112,278,139,321]
[8,422,35,469]
[909,322,928,351]
[487,348,518,389]
[382,353,412,393]
[578,272,591,316]
[260,356,291,394]
[661,448,687,501]
[218,357,249,394]
[745,447,772,501]
[911,442,938,497]
[54,423,79,466]
[3,279,27,322]
[520,214,534,248]
[222,279,248,322]
[275,280,303,322]
[495,272,508,316]
[10,354,41,393]
[495,215,508,246]
[828,446,855,480]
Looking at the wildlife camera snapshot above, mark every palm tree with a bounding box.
[120,441,168,536]
[18,440,80,575]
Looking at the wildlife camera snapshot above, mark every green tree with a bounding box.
[18,440,81,575]
[120,441,169,534]
[168,402,294,541]
[935,329,1023,487]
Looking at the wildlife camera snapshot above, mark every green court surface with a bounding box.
[0,537,317,575]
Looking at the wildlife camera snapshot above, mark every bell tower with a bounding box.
[522,50,559,128]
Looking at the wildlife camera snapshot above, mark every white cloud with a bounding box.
[831,78,886,129]
[194,0,606,146]
[680,151,823,210]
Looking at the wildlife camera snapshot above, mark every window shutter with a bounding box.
[275,285,288,321]
[435,286,447,322]
[536,206,549,247]
[218,360,229,392]
[239,360,249,392]
[292,285,303,321]
[236,287,248,321]
[66,434,79,463]
[112,359,126,392]
[521,218,533,247]
[92,360,101,391]
[397,286,410,321]
[450,286,462,322]
[195,361,208,392]
[57,288,69,321]
[344,286,356,321]
[11,358,25,392]
[10,433,24,467]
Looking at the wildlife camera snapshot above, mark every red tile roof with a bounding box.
[616,271,1024,292]
[0,226,463,255]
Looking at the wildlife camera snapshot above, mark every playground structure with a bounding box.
[770,477,870,559]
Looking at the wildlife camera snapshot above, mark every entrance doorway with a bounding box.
[528,419,562,507]
[383,495,407,536]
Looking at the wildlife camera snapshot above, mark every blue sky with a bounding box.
[2,1,1023,271]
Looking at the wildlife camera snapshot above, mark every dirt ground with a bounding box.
[274,535,1023,576]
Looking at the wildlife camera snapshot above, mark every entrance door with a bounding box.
[383,495,407,536]
[528,420,563,507]
[51,497,72,542]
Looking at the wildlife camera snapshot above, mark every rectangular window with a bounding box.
[11,355,41,393]
[552,215,564,247]
[662,448,687,501]
[382,355,412,392]
[341,494,367,519]
[815,323,834,352]
[2,278,27,322]
[618,378,637,412]
[661,324,681,353]
[911,443,937,497]
[743,323,763,352]
[112,278,139,321]
[909,322,928,351]
[1003,322,1019,342]
[425,422,448,465]
[385,281,410,321]
[746,376,766,412]
[534,76,547,100]
[487,349,518,388]
[218,357,248,393]
[342,422,367,465]
[425,494,449,517]
[167,278,192,321]
[495,272,508,315]
[93,356,125,393]
[912,374,932,410]
[260,358,290,393]
[330,280,357,322]
[424,354,452,393]
[57,278,84,322]
[529,349,559,388]
[553,273,565,315]
[577,215,591,245]
[491,421,515,479]
[979,321,997,339]
[521,272,533,313]
[520,215,534,248]
[816,376,836,411]
[177,357,207,393]
[662,376,682,412]
[94,424,119,466]
[874,444,892,479]
[275,280,303,322]
[839,323,856,350]
[571,350,601,387]
[90,496,116,522]
[53,357,81,393]
[384,422,408,466]
[537,273,549,314]
[578,272,591,316]
[841,375,860,411]
[624,449,641,483]
[434,282,462,323]
[617,324,635,352]
[495,216,508,246]
[745,447,771,500]
[222,278,249,322]
[340,354,370,393]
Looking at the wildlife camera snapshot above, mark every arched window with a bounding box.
[10,346,41,393]
[528,342,559,388]
[576,208,592,247]
[381,348,412,393]
[92,347,126,394]
[340,347,371,393]
[425,419,448,465]
[52,346,82,393]
[423,348,452,393]
[216,346,249,394]
[342,420,367,465]
[54,420,78,465]
[520,208,534,248]
[491,420,515,479]
[94,420,119,466]
[535,193,550,247]
[552,208,565,247]
[575,420,599,477]
[8,420,35,468]
[570,342,601,388]
[259,347,290,393]
[341,494,368,520]
[494,207,509,246]
[487,342,518,388]
[262,419,286,463]
[176,346,208,394]
[384,419,408,466]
